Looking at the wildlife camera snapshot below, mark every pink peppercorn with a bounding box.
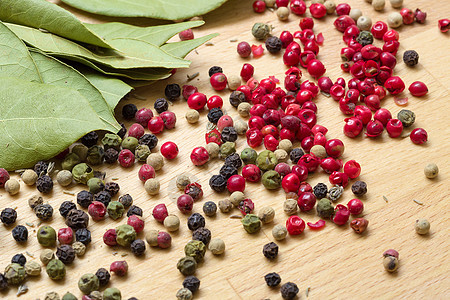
[281,173,300,193]
[414,9,427,24]
[237,42,252,58]
[182,85,198,100]
[347,199,364,215]
[160,111,177,129]
[400,8,415,25]
[329,171,349,187]
[264,135,279,151]
[187,92,207,110]
[383,249,399,259]
[152,203,168,223]
[373,108,392,126]
[333,204,350,225]
[157,231,172,248]
[313,132,327,146]
[336,3,351,15]
[299,18,314,30]
[297,192,316,212]
[301,136,314,152]
[253,0,266,13]
[207,95,223,110]
[307,59,326,78]
[280,31,294,48]
[320,157,342,174]
[354,105,372,125]
[298,154,321,172]
[227,175,246,193]
[344,160,361,179]
[160,141,179,160]
[371,21,388,39]
[386,119,403,138]
[179,29,194,41]
[343,117,363,138]
[103,229,118,246]
[438,19,450,33]
[0,168,10,188]
[286,216,306,235]
[334,15,356,32]
[177,194,194,214]
[135,108,153,127]
[291,164,308,181]
[210,73,228,91]
[366,120,384,137]
[190,147,209,166]
[242,164,262,182]
[410,128,428,144]
[309,3,326,18]
[217,115,234,131]
[110,261,128,276]
[290,0,307,15]
[276,0,289,7]
[127,215,145,233]
[383,30,400,42]
[148,116,164,134]
[127,123,145,139]
[298,181,313,194]
[408,81,428,97]
[88,201,107,221]
[118,149,135,168]
[365,95,381,112]
[58,228,73,244]
[246,128,264,148]
[275,163,291,177]
[325,139,345,158]
[385,76,405,95]
[138,164,155,182]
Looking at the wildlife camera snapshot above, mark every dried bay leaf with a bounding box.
[0,77,108,171]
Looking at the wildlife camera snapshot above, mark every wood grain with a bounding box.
[1,0,449,299]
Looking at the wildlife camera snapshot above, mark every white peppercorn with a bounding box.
[146,230,159,247]
[144,178,160,195]
[389,0,403,8]
[283,199,298,215]
[230,191,245,207]
[258,206,275,224]
[372,0,385,11]
[146,153,164,171]
[357,16,372,31]
[234,119,248,135]
[324,0,336,14]
[218,199,233,213]
[73,241,86,256]
[208,238,225,255]
[276,7,290,21]
[349,8,362,21]
[228,75,241,90]
[388,12,403,28]
[164,215,180,232]
[56,170,73,187]
[272,224,287,240]
[278,139,292,153]
[311,0,324,3]
[5,179,20,195]
[237,102,251,117]
[40,249,55,265]
[424,163,439,179]
[22,169,38,185]
[265,0,276,7]
[176,174,191,190]
[310,145,327,158]
[25,260,41,276]
[415,219,430,235]
[274,149,288,162]
[185,109,200,124]
[205,142,220,158]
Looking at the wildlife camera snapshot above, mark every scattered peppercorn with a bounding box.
[356,30,373,46]
[153,98,169,114]
[110,260,128,276]
[104,287,122,300]
[37,225,57,247]
[40,249,55,265]
[397,109,415,128]
[218,199,233,213]
[350,218,369,234]
[185,240,206,262]
[208,66,223,77]
[424,163,439,179]
[209,174,227,193]
[265,36,282,53]
[131,239,146,256]
[36,175,54,194]
[192,227,211,245]
[403,50,419,67]
[34,160,49,176]
[0,273,7,291]
[5,179,20,195]
[207,107,224,124]
[81,132,99,147]
[59,201,77,218]
[328,185,344,201]
[56,245,75,265]
[46,259,66,280]
[139,133,158,150]
[289,148,304,164]
[252,22,272,40]
[280,282,299,299]
[219,142,236,158]
[187,213,205,231]
[225,152,243,169]
[177,256,197,276]
[122,103,137,120]
[78,273,100,295]
[75,228,92,245]
[72,241,86,256]
[383,255,399,273]
[25,260,41,276]
[240,148,258,165]
[107,201,125,220]
[265,272,281,287]
[313,183,328,199]
[86,145,105,165]
[351,181,367,196]
[62,292,77,300]
[241,214,261,233]
[262,170,281,190]
[95,268,110,286]
[183,275,200,293]
[415,219,430,235]
[164,215,180,232]
[176,288,193,300]
[229,90,246,107]
[272,224,288,240]
[56,170,73,186]
[4,263,26,285]
[95,191,112,207]
[316,198,334,219]
[119,194,133,208]
[127,205,143,217]
[258,206,275,223]
[283,199,298,215]
[184,183,203,201]
[66,209,89,230]
[203,201,217,217]
[104,148,119,163]
[263,242,279,259]
[11,253,26,266]
[35,203,54,221]
[144,178,160,195]
[12,225,28,242]
[29,195,44,210]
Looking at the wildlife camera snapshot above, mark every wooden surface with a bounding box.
[1,0,450,299]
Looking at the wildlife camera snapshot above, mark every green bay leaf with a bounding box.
[0,0,113,49]
[0,77,108,171]
[61,0,228,20]
[161,33,219,58]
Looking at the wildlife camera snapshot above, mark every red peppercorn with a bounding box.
[128,123,145,139]
[298,181,312,194]
[152,203,168,223]
[307,219,326,230]
[187,92,207,110]
[354,105,372,125]
[317,77,333,94]
[263,109,282,127]
[281,173,300,193]
[347,199,364,215]
[160,141,179,160]
[343,25,360,44]
[110,261,128,276]
[179,29,194,41]
[290,0,307,15]
[344,160,361,179]
[160,111,176,130]
[299,51,316,68]
[286,216,306,235]
[58,228,73,244]
[320,157,342,173]
[408,81,428,97]
[252,0,266,13]
[297,192,316,212]
[385,76,405,95]
[339,98,355,115]
[349,79,361,90]
[383,40,400,55]
[135,108,153,127]
[205,129,222,145]
[330,84,345,101]
[190,147,209,166]
[118,149,135,168]
[309,3,326,18]
[303,40,319,56]
[291,164,308,181]
[177,194,194,214]
[386,119,403,138]
[246,128,264,148]
[301,136,314,152]
[217,115,234,131]
[307,59,326,78]
[371,21,388,39]
[383,30,400,42]
[343,117,363,138]
[350,218,368,234]
[0,168,10,188]
[242,164,262,182]
[182,85,198,100]
[138,164,155,182]
[438,19,450,33]
[364,95,381,112]
[237,41,252,58]
[298,154,321,172]
[147,116,164,134]
[297,109,317,129]
[261,125,279,138]
[299,18,314,30]
[373,108,392,127]
[103,229,117,246]
[334,15,356,32]
[276,0,289,7]
[313,132,327,146]
[333,204,350,225]
[207,95,223,110]
[275,163,291,177]
[410,128,428,144]
[210,73,228,91]
[365,120,384,137]
[157,231,172,248]
[336,3,351,15]
[127,215,145,233]
[329,171,349,187]
[311,124,328,135]
[88,201,107,221]
[414,9,427,24]
[264,135,279,151]
[400,8,415,25]
[227,175,246,193]
[325,139,345,158]
[283,50,300,66]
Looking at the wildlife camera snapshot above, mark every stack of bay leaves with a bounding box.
[0,0,220,171]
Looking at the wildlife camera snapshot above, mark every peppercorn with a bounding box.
[12,225,28,242]
[403,50,419,67]
[101,134,122,151]
[177,256,197,276]
[65,209,89,230]
[56,245,75,265]
[104,148,119,164]
[316,198,334,219]
[75,228,92,245]
[280,282,299,299]
[71,145,87,163]
[133,145,150,162]
[313,183,328,199]
[81,132,98,147]
[397,109,415,128]
[103,287,122,300]
[110,260,128,276]
[262,170,281,190]
[289,148,304,164]
[272,224,288,240]
[4,263,26,285]
[265,36,282,53]
[192,227,211,245]
[107,201,124,220]
[34,203,53,221]
[46,259,66,280]
[184,183,203,201]
[86,145,104,165]
[209,174,227,193]
[263,242,279,259]
[144,178,160,195]
[218,142,235,159]
[161,215,179,232]
[185,240,206,262]
[274,149,288,162]
[72,241,86,257]
[22,169,38,185]
[176,174,190,191]
[200,201,216,217]
[0,273,7,291]
[218,166,236,182]
[252,22,271,40]
[72,163,94,184]
[57,201,75,220]
[265,272,281,287]
[95,268,110,286]
[257,150,278,171]
[229,90,246,107]
[127,205,143,217]
[116,224,136,247]
[62,292,77,300]
[120,137,138,153]
[77,190,94,208]
[224,154,242,171]
[139,133,158,150]
[1,207,17,225]
[176,288,193,300]
[11,253,26,266]
[145,230,159,247]
[94,190,112,207]
[221,127,238,143]
[164,83,181,100]
[187,213,205,231]
[34,160,49,176]
[153,98,168,114]
[130,239,146,256]
[78,273,100,294]
[424,163,439,179]
[383,255,399,272]
[258,206,275,223]
[89,291,103,300]
[122,103,137,119]
[283,199,298,215]
[185,109,200,124]
[45,292,60,300]
[5,179,20,195]
[351,181,367,196]
[229,191,244,207]
[241,214,261,233]
[240,148,257,165]
[183,275,200,293]
[415,219,430,235]
[25,260,41,276]
[55,170,72,187]
[235,119,248,135]
[208,66,223,77]
[218,199,233,213]
[40,249,55,265]
[118,194,133,208]
[37,225,56,247]
[207,107,224,124]
[328,185,344,201]
[36,175,53,194]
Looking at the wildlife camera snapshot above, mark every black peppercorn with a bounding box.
[118,194,133,208]
[0,273,8,291]
[265,36,282,53]
[130,239,146,256]
[313,183,328,199]
[164,83,181,100]
[192,227,211,245]
[36,175,53,194]
[224,153,242,169]
[207,108,224,124]
[77,190,93,208]
[139,133,158,150]
[208,66,223,77]
[263,242,279,259]
[183,275,200,293]
[94,191,112,207]
[127,205,143,217]
[66,209,89,230]
[221,127,238,143]
[289,148,304,164]
[81,131,99,148]
[12,225,28,242]
[75,228,92,245]
[1,208,17,225]
[35,204,54,221]
[56,245,75,265]
[95,268,110,286]
[187,213,205,231]
[229,91,246,107]
[34,160,49,176]
[209,174,227,193]
[264,272,281,287]
[59,201,77,218]
[104,182,120,197]
[104,148,119,164]
[203,201,217,217]
[184,184,203,201]
[122,103,138,120]
[117,123,127,139]
[11,253,26,266]
[280,282,299,300]
[351,181,367,196]
[403,50,419,67]
[154,98,169,114]
[356,31,374,46]
[219,164,238,180]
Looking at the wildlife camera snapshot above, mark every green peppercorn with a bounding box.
[241,214,261,233]
[176,288,193,300]
[62,153,81,171]
[219,142,236,159]
[262,170,281,190]
[72,163,94,185]
[397,109,415,127]
[37,225,57,247]
[356,30,374,46]
[121,137,139,152]
[87,177,105,194]
[46,259,66,280]
[86,145,104,165]
[115,224,136,247]
[240,148,258,165]
[102,133,122,151]
[72,144,89,161]
[78,273,100,294]
[316,198,334,219]
[107,201,125,220]
[177,256,197,276]
[4,263,26,285]
[252,22,272,40]
[103,287,122,300]
[184,240,206,263]
[135,144,151,162]
[62,292,77,300]
[256,150,278,172]
[45,292,60,300]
